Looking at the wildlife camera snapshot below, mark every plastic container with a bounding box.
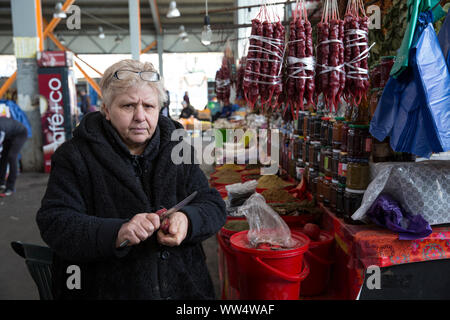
[296,159,305,182]
[298,230,335,297]
[346,158,370,190]
[323,147,332,177]
[372,136,393,162]
[230,231,310,300]
[347,124,371,158]
[309,141,321,170]
[330,179,339,210]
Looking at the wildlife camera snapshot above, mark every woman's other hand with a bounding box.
[157,211,189,247]
[116,213,160,248]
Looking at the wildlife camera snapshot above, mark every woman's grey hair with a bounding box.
[99,59,168,114]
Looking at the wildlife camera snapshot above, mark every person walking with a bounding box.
[0,117,28,196]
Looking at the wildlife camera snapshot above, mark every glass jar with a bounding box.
[296,135,304,160]
[297,111,306,136]
[336,183,345,216]
[372,137,393,162]
[347,124,371,158]
[340,121,350,152]
[322,176,332,206]
[308,167,318,193]
[308,113,317,140]
[327,119,335,147]
[303,137,309,163]
[338,152,348,185]
[330,179,339,210]
[314,115,322,141]
[319,146,327,174]
[344,188,366,219]
[323,147,333,177]
[331,149,341,180]
[346,158,370,190]
[296,159,305,182]
[332,117,345,149]
[303,112,310,138]
[317,175,325,202]
[320,117,329,146]
[309,141,321,170]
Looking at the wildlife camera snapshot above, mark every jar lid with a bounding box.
[345,188,366,194]
[332,149,341,153]
[338,183,346,188]
[325,176,332,181]
[332,179,339,184]
[349,124,370,129]
[381,55,396,60]
[334,117,345,121]
[339,151,348,155]
[321,117,330,121]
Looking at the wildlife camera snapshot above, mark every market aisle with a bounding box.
[0,165,220,300]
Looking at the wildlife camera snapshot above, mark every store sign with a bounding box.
[38,73,66,173]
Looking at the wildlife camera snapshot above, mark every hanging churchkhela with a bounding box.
[315,0,345,113]
[243,4,285,111]
[343,0,374,106]
[285,0,315,119]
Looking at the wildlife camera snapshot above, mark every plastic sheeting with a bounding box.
[352,161,450,226]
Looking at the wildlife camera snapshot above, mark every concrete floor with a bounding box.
[0,166,220,300]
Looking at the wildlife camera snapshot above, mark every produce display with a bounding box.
[256,175,294,189]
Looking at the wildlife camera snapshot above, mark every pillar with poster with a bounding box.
[37,51,79,173]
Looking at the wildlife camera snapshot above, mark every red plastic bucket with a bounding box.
[230,231,310,300]
[295,230,335,296]
[217,218,248,300]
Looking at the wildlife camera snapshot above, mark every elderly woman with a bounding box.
[36,59,226,300]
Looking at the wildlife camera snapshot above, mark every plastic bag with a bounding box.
[226,180,257,208]
[237,193,295,248]
[367,193,432,240]
[352,161,450,226]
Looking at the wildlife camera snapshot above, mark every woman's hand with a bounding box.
[157,211,189,247]
[115,213,160,248]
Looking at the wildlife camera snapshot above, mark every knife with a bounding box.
[119,191,198,248]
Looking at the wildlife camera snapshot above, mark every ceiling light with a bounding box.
[178,25,188,38]
[201,1,212,46]
[53,2,67,19]
[98,26,105,39]
[166,1,180,18]
[201,17,212,46]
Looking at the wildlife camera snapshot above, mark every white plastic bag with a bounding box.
[238,193,295,248]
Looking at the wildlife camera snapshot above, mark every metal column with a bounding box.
[128,0,141,60]
[10,0,44,171]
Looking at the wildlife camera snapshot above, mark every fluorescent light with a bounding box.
[53,2,67,19]
[167,1,180,18]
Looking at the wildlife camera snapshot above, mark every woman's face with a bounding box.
[103,85,160,154]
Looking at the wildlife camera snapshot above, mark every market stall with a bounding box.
[209,0,450,300]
